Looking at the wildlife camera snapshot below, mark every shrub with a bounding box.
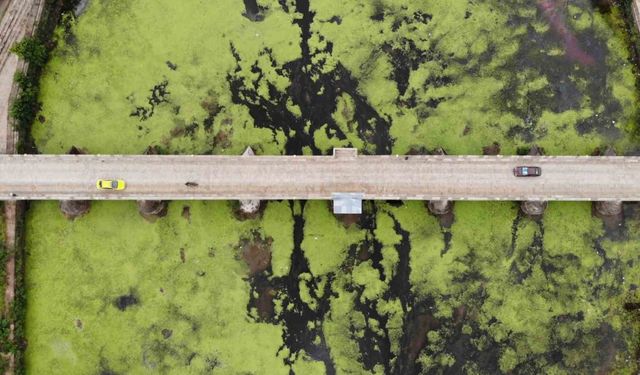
[9,78,39,132]
[9,37,47,67]
[12,72,28,87]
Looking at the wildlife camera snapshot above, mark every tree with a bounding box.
[10,37,47,67]
[9,81,39,131]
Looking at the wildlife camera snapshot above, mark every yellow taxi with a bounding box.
[96,179,126,190]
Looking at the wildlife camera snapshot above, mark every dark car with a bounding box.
[513,166,541,177]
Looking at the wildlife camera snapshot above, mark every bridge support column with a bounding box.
[592,146,623,219]
[594,201,623,217]
[520,201,547,217]
[239,199,261,215]
[137,200,168,221]
[238,146,261,217]
[60,200,91,220]
[59,146,92,219]
[427,200,452,216]
[426,148,451,216]
[136,146,169,221]
[520,145,547,218]
[602,145,617,157]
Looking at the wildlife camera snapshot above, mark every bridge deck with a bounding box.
[0,154,638,201]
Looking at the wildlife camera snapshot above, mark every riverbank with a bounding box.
[0,1,76,373]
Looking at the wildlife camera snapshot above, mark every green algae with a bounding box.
[410,202,640,373]
[26,201,292,373]
[34,0,300,155]
[301,201,364,276]
[24,0,640,373]
[261,201,294,277]
[312,0,638,155]
[25,201,640,373]
[289,350,326,374]
[323,283,368,373]
[36,0,639,156]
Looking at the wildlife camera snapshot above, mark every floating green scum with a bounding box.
[24,0,640,373]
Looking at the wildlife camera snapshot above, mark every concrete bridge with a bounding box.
[0,148,637,215]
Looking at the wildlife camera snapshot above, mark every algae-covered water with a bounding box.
[24,0,640,373]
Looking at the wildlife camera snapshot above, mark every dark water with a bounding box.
[222,0,640,373]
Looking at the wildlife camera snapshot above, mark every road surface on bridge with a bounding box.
[0,153,638,201]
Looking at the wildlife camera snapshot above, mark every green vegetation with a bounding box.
[26,201,293,373]
[22,0,640,373]
[10,37,47,67]
[9,0,79,149]
[9,42,45,136]
[32,0,638,155]
[10,71,40,134]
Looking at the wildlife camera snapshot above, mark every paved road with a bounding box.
[0,153,638,201]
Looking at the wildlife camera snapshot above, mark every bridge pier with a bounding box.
[593,146,623,219]
[482,142,500,155]
[137,200,168,221]
[594,201,623,217]
[427,200,452,215]
[60,146,91,219]
[239,199,261,215]
[135,146,169,220]
[425,149,453,217]
[432,147,447,156]
[60,200,90,220]
[238,146,261,217]
[520,201,547,217]
[520,145,547,218]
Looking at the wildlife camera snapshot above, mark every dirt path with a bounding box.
[0,1,10,22]
[0,0,33,72]
[2,201,17,375]
[3,202,16,311]
[0,54,18,155]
